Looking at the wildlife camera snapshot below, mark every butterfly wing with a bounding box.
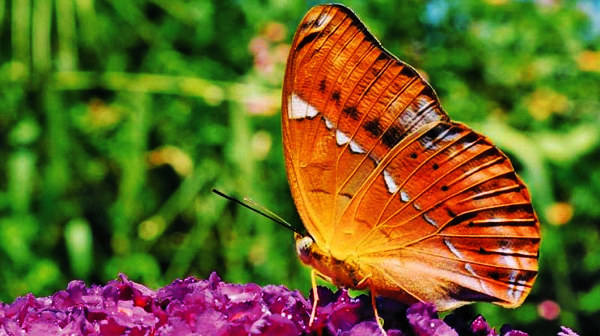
[282,4,540,309]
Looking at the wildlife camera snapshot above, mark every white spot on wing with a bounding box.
[349,140,365,154]
[395,96,443,130]
[502,254,518,269]
[514,279,526,301]
[444,238,464,259]
[445,238,492,295]
[400,190,410,202]
[289,93,319,119]
[507,270,519,299]
[335,129,365,154]
[398,105,417,125]
[315,13,329,27]
[442,128,460,142]
[324,117,334,130]
[383,170,399,194]
[464,263,476,276]
[445,238,478,277]
[336,130,350,145]
[306,104,318,118]
[423,212,438,228]
[417,97,430,110]
[504,256,525,301]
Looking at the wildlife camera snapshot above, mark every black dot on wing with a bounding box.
[489,271,502,281]
[363,118,383,137]
[331,91,341,104]
[423,123,450,144]
[433,163,439,170]
[399,64,417,78]
[441,185,448,191]
[461,132,480,146]
[343,106,360,120]
[409,152,417,159]
[319,79,327,93]
[382,125,402,148]
[420,86,436,101]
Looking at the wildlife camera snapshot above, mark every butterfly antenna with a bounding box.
[212,189,302,235]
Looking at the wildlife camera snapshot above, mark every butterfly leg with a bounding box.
[370,288,387,336]
[309,269,319,327]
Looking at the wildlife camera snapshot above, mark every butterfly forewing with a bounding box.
[282,4,540,310]
[283,5,449,249]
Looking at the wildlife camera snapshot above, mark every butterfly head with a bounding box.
[294,233,315,265]
[294,233,370,290]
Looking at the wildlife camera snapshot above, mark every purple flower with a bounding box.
[557,326,580,336]
[470,315,498,336]
[0,272,566,335]
[407,302,458,336]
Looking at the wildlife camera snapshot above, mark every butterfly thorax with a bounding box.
[295,233,368,290]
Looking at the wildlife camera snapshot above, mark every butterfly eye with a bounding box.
[295,236,314,263]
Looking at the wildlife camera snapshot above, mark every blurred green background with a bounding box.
[1,0,599,334]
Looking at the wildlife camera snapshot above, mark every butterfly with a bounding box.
[281,4,540,332]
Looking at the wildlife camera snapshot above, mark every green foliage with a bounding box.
[0,0,599,335]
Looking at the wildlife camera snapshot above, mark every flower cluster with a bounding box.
[0,273,576,335]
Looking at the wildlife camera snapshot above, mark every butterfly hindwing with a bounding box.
[341,122,539,308]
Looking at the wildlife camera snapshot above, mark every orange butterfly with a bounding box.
[281,4,540,332]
